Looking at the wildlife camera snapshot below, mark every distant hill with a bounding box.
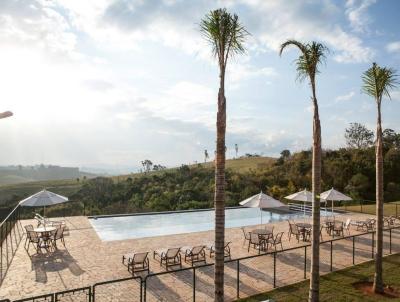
[0,156,275,210]
[0,165,97,185]
[2,148,399,220]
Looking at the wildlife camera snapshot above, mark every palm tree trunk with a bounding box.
[309,82,321,302]
[214,67,226,302]
[373,100,384,293]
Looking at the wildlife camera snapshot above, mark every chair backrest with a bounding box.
[334,221,343,229]
[241,227,250,239]
[35,213,45,220]
[25,225,34,232]
[133,252,148,263]
[191,245,204,255]
[28,231,39,242]
[166,247,180,258]
[290,223,299,235]
[250,233,260,244]
[274,232,284,244]
[54,226,65,239]
[265,226,274,235]
[344,218,351,229]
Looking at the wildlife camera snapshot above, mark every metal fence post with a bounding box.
[352,236,355,265]
[143,277,147,302]
[273,252,276,288]
[140,279,143,302]
[236,260,240,298]
[304,246,307,279]
[1,225,3,280]
[390,228,392,254]
[330,241,333,271]
[193,267,196,302]
[360,201,363,213]
[372,232,375,259]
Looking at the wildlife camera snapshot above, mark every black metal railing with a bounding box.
[3,225,400,302]
[0,205,23,284]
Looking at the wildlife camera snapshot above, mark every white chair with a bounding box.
[344,218,351,235]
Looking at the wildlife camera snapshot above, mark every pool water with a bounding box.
[89,207,322,241]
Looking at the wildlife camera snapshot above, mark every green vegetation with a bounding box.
[0,126,399,220]
[0,164,95,185]
[237,253,400,302]
[344,201,400,216]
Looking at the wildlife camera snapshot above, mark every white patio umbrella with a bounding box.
[239,191,286,225]
[284,189,313,215]
[320,188,352,214]
[19,189,69,216]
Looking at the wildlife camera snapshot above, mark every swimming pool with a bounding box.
[89,207,323,241]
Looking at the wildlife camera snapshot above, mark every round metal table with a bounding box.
[33,226,56,249]
[296,223,311,229]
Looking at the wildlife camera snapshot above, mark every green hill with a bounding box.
[1,146,399,220]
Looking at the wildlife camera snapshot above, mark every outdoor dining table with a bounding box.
[296,223,312,229]
[250,229,273,236]
[33,226,56,249]
[295,223,312,242]
[249,229,273,251]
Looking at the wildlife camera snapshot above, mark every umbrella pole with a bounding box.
[260,209,263,226]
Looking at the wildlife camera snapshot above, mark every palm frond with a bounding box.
[280,40,328,83]
[200,8,249,66]
[362,62,399,101]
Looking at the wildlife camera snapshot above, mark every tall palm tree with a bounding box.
[362,62,398,293]
[200,9,248,301]
[280,40,328,302]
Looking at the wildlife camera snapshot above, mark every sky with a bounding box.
[0,0,399,173]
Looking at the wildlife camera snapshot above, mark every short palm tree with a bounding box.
[200,8,248,301]
[280,40,328,302]
[362,62,398,293]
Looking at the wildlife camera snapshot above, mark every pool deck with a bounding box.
[1,212,399,301]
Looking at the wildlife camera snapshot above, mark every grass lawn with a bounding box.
[237,253,400,302]
[343,201,400,217]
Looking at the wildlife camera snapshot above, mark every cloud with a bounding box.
[227,62,277,87]
[50,0,374,64]
[386,41,400,53]
[345,0,376,33]
[335,91,355,102]
[0,0,79,58]
[238,0,374,63]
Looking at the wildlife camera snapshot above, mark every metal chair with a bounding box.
[248,233,266,254]
[241,227,250,246]
[52,226,66,248]
[184,245,206,266]
[24,225,34,249]
[207,242,231,259]
[26,231,40,252]
[267,232,284,251]
[123,252,150,275]
[288,223,301,242]
[153,247,182,270]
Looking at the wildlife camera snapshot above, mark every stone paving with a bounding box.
[1,212,399,301]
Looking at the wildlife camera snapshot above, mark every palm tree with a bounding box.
[362,62,398,293]
[280,40,328,302]
[200,9,248,301]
